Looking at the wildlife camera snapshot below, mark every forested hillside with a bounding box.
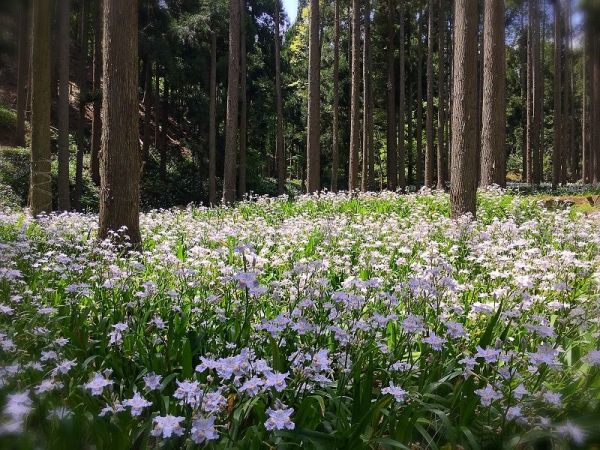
[1,0,600,448]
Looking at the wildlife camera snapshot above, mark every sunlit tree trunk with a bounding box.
[349,0,361,191]
[98,0,141,245]
[480,0,506,187]
[362,0,373,192]
[416,13,423,186]
[436,0,446,190]
[57,0,71,211]
[450,0,478,219]
[30,0,52,216]
[552,0,562,189]
[306,0,321,193]
[398,0,406,191]
[425,0,434,187]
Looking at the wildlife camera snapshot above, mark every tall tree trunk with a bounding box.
[552,0,562,189]
[436,0,446,190]
[98,0,141,245]
[480,0,506,187]
[223,0,241,203]
[362,0,373,192]
[564,5,576,181]
[450,0,478,219]
[524,6,531,182]
[331,0,340,192]
[349,0,361,191]
[529,0,543,185]
[306,0,321,193]
[209,32,217,204]
[30,0,52,216]
[275,1,285,195]
[74,0,89,211]
[582,24,590,184]
[157,70,167,182]
[425,0,434,187]
[407,82,414,187]
[57,0,71,211]
[398,0,406,191]
[91,0,103,186]
[416,13,423,186]
[238,0,248,199]
[15,0,30,147]
[386,0,397,191]
[592,25,600,184]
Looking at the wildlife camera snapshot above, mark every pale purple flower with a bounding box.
[202,391,227,414]
[84,372,113,396]
[143,372,162,391]
[264,371,288,392]
[191,416,219,444]
[475,384,503,406]
[264,406,295,431]
[381,382,408,403]
[123,392,152,416]
[585,350,600,366]
[556,421,586,444]
[173,380,203,408]
[422,332,447,351]
[151,415,186,439]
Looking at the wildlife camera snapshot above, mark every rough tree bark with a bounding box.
[386,0,397,191]
[306,0,321,193]
[98,0,141,245]
[331,0,340,192]
[57,0,71,211]
[238,0,248,199]
[480,0,506,187]
[349,0,361,191]
[425,0,434,187]
[30,0,52,216]
[450,0,478,219]
[223,0,241,203]
[528,0,543,185]
[416,13,424,186]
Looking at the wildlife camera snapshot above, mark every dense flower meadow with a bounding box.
[1,190,599,449]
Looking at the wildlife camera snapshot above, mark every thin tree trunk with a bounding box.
[407,82,414,187]
[349,0,361,191]
[238,0,248,199]
[306,0,321,193]
[425,0,434,187]
[525,4,532,183]
[362,0,373,192]
[386,0,397,191]
[480,0,506,187]
[331,0,340,192]
[275,1,285,195]
[57,0,71,211]
[15,0,30,147]
[582,24,590,183]
[450,0,478,219]
[552,0,562,189]
[529,0,543,185]
[209,32,217,204]
[30,0,52,216]
[592,25,600,184]
[74,0,89,211]
[223,0,241,203]
[98,0,141,245]
[436,0,446,190]
[91,0,103,186]
[398,0,406,191]
[416,13,423,186]
[157,71,167,182]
